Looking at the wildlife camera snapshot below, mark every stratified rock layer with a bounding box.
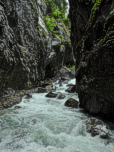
[69,0,114,120]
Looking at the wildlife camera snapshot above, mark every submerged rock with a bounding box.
[45,92,58,98]
[25,94,32,99]
[66,83,74,86]
[64,98,79,108]
[57,93,65,99]
[37,87,48,93]
[61,77,70,81]
[15,106,21,109]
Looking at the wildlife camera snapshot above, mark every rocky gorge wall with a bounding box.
[0,0,73,97]
[69,0,114,120]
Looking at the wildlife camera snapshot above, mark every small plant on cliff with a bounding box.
[43,15,56,33]
[86,0,101,30]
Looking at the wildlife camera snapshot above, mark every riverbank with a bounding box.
[0,68,75,110]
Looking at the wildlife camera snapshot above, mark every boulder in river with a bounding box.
[57,93,65,99]
[61,77,70,81]
[25,94,32,99]
[15,106,21,109]
[64,98,79,108]
[85,119,109,139]
[37,87,48,93]
[91,125,109,139]
[85,119,102,132]
[65,85,75,93]
[45,91,58,98]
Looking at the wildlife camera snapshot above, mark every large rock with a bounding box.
[45,91,58,98]
[61,77,70,81]
[91,125,109,139]
[37,87,48,93]
[25,94,32,99]
[65,85,76,93]
[64,98,79,108]
[66,83,74,87]
[85,119,102,133]
[85,118,109,139]
[57,93,65,99]
[69,0,114,120]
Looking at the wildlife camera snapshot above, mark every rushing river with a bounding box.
[0,79,114,152]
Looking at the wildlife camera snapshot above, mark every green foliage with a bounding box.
[86,0,101,30]
[33,0,70,46]
[66,65,75,69]
[98,39,103,44]
[43,15,56,33]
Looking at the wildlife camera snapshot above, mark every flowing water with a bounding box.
[0,79,114,152]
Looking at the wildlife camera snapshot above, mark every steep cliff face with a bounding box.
[0,0,73,96]
[69,0,114,120]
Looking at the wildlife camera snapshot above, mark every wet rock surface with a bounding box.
[45,91,58,98]
[57,93,65,99]
[85,119,102,133]
[65,85,76,93]
[69,0,114,120]
[37,87,48,93]
[85,119,109,139]
[66,83,75,87]
[64,98,79,108]
[15,106,21,109]
[25,94,32,99]
[91,125,109,139]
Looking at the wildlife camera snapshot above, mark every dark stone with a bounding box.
[57,93,65,99]
[85,119,102,133]
[45,91,58,98]
[32,119,37,125]
[61,77,70,81]
[15,106,21,109]
[91,125,109,139]
[65,85,75,93]
[25,94,32,99]
[66,83,75,86]
[64,98,79,108]
[85,119,108,138]
[37,87,48,93]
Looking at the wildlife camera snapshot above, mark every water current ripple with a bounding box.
[0,79,114,152]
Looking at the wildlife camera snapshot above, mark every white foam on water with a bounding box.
[0,79,114,152]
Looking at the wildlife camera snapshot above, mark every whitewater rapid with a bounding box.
[0,79,114,152]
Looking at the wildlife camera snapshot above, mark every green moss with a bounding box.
[86,0,101,31]
[66,65,75,69]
